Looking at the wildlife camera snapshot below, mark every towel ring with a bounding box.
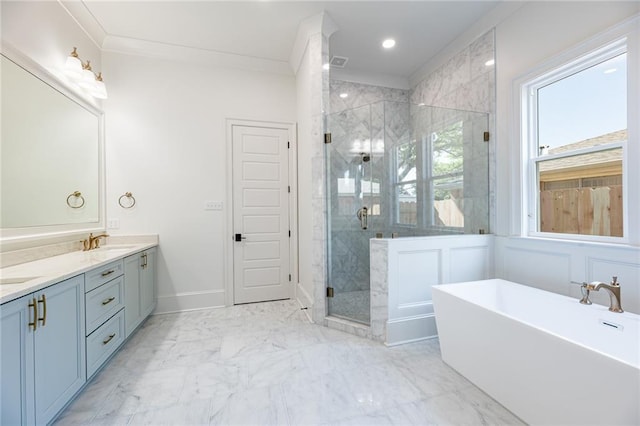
[118,192,136,209]
[66,191,85,209]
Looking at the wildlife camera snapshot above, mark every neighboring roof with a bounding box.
[548,129,627,155]
[539,129,626,180]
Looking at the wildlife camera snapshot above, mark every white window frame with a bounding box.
[518,17,639,246]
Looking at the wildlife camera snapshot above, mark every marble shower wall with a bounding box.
[410,29,496,233]
[327,81,409,296]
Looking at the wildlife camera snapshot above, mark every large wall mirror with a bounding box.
[1,47,104,246]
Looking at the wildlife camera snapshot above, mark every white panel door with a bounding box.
[232,125,290,304]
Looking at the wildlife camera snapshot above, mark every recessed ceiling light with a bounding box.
[485,59,495,67]
[604,68,617,74]
[322,63,330,71]
[339,93,348,99]
[382,39,396,49]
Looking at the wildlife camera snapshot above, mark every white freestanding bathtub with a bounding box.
[432,279,640,426]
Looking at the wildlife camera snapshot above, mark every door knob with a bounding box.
[234,233,247,242]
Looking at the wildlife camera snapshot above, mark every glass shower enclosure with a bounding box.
[325,101,489,324]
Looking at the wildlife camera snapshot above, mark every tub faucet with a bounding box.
[586,276,623,313]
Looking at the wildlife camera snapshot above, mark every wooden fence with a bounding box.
[539,186,622,237]
[399,200,464,227]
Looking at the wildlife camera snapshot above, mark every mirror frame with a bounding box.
[0,42,106,248]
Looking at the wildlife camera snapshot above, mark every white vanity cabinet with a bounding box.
[124,247,157,337]
[0,275,86,426]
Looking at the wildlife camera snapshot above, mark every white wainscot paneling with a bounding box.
[449,246,491,283]
[502,247,571,293]
[395,249,440,314]
[381,235,493,345]
[495,236,640,315]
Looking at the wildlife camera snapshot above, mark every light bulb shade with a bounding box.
[78,68,96,89]
[65,55,83,79]
[92,80,108,99]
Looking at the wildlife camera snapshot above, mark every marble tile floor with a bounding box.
[54,300,524,426]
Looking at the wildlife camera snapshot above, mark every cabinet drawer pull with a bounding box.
[37,294,47,327]
[101,269,115,277]
[102,333,116,345]
[101,296,116,306]
[28,297,38,331]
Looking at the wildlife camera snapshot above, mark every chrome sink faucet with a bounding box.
[585,276,624,313]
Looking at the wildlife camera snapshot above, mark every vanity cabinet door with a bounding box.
[0,275,85,426]
[140,248,157,319]
[0,295,35,425]
[124,248,157,338]
[33,275,86,425]
[124,253,142,337]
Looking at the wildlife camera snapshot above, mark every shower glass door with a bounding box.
[325,103,381,324]
[325,101,489,325]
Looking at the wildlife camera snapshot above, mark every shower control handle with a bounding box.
[356,206,368,230]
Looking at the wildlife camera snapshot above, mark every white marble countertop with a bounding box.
[0,237,158,305]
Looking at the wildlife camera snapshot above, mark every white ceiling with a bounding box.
[70,1,501,80]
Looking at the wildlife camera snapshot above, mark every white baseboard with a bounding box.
[386,314,438,346]
[155,289,225,314]
[295,282,313,309]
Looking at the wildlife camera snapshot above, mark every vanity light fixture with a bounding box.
[79,61,96,89]
[382,39,396,49]
[64,47,83,79]
[63,47,108,99]
[92,73,108,99]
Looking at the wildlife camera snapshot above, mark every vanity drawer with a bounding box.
[86,308,125,378]
[86,276,124,335]
[85,260,124,292]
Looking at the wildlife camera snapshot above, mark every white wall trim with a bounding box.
[58,0,106,49]
[101,35,292,75]
[155,289,225,314]
[224,119,298,307]
[289,12,337,75]
[386,314,438,347]
[295,281,313,309]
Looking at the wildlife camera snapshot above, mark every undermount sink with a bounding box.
[0,276,40,285]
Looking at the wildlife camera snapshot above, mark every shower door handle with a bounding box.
[356,207,368,230]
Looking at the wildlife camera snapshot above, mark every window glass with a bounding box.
[397,183,417,225]
[396,142,417,182]
[537,148,623,236]
[526,42,627,239]
[433,176,464,227]
[538,53,626,152]
[431,120,463,176]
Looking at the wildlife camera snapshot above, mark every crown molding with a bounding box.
[58,0,106,49]
[101,35,292,75]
